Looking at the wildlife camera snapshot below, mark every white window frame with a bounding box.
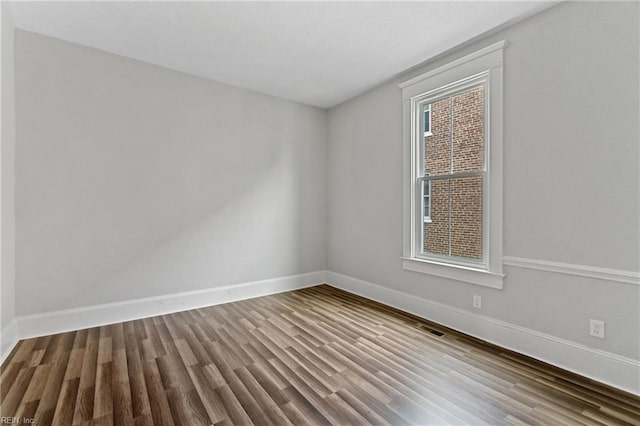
[400,41,506,289]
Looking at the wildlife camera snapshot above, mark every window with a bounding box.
[400,41,505,288]
[421,83,485,261]
[423,177,431,223]
[423,104,432,136]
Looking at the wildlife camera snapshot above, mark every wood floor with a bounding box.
[1,285,639,425]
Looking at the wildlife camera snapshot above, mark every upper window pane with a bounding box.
[423,85,485,176]
[453,86,484,173]
[423,97,451,176]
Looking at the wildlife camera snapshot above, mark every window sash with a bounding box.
[414,78,489,269]
[418,171,484,182]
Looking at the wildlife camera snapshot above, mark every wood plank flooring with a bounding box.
[1,285,639,425]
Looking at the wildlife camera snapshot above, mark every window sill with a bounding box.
[401,257,504,289]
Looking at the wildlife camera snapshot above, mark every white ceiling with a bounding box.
[7,1,555,108]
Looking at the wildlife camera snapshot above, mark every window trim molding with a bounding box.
[400,41,506,289]
[399,40,506,90]
[402,257,505,289]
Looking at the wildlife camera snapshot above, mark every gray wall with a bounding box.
[1,4,16,334]
[15,31,327,315]
[327,1,640,359]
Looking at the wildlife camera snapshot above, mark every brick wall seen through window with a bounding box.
[422,86,484,260]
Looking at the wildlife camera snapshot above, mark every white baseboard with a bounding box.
[1,319,19,364]
[7,268,639,396]
[325,271,640,396]
[15,270,326,341]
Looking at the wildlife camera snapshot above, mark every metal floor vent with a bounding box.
[417,325,445,337]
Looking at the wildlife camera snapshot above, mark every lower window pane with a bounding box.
[422,179,449,257]
[421,176,483,261]
[450,176,483,261]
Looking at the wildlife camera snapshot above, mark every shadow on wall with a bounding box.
[14,30,327,317]
[26,150,305,314]
[81,158,304,309]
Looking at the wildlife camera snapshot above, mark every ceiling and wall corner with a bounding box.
[5,1,555,108]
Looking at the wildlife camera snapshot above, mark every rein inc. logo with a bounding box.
[0,418,34,424]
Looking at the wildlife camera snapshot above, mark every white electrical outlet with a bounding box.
[473,295,482,309]
[589,319,605,339]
